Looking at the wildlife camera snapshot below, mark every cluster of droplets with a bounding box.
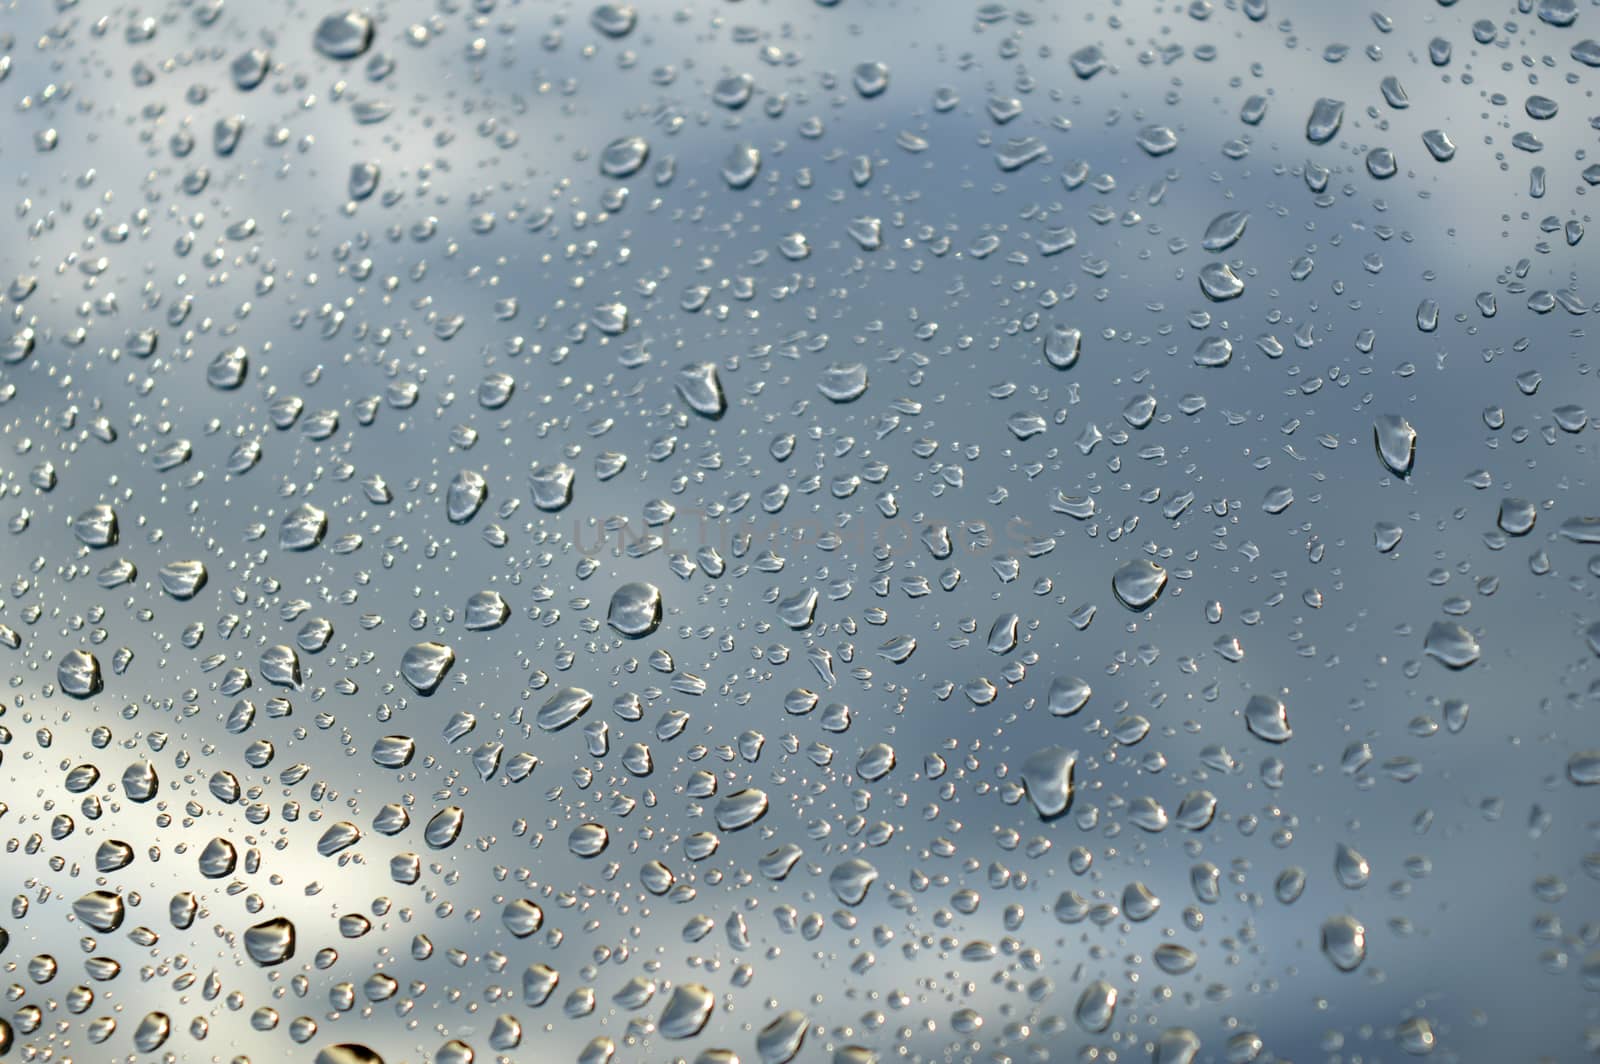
[1,0,1600,1062]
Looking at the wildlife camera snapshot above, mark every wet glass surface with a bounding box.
[0,0,1598,1061]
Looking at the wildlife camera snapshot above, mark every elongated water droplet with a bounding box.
[715,788,769,830]
[1321,914,1366,971]
[1307,97,1345,143]
[1374,415,1417,476]
[1020,746,1075,819]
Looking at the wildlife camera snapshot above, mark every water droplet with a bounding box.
[1075,980,1118,1032]
[400,641,455,694]
[158,560,208,600]
[818,363,869,402]
[721,144,762,189]
[1137,125,1179,156]
[316,1047,385,1064]
[502,899,544,937]
[424,806,466,849]
[464,590,509,631]
[659,984,716,1039]
[244,917,297,966]
[1374,415,1417,476]
[829,858,880,905]
[446,471,488,523]
[676,362,727,417]
[1202,210,1250,251]
[756,1011,808,1064]
[1047,676,1093,716]
[1322,914,1367,970]
[1154,1028,1203,1064]
[1044,324,1082,368]
[1198,261,1245,301]
[1498,498,1537,535]
[1112,559,1169,609]
[1335,843,1371,888]
[1244,694,1292,743]
[1397,1017,1436,1056]
[72,891,124,933]
[714,788,770,830]
[58,650,102,698]
[314,11,375,60]
[1307,97,1345,143]
[1020,746,1075,819]
[528,463,576,511]
[569,822,610,856]
[73,505,118,548]
[1423,621,1479,669]
[591,4,638,38]
[538,686,594,730]
[608,582,663,637]
[1568,751,1600,785]
[280,503,328,551]
[601,135,650,178]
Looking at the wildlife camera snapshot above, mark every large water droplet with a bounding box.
[608,582,663,637]
[316,1046,385,1064]
[446,471,487,523]
[424,806,466,849]
[58,649,102,698]
[72,891,124,933]
[1020,746,1075,819]
[658,984,716,1039]
[72,505,118,547]
[400,641,455,694]
[756,1011,808,1064]
[600,135,649,177]
[314,11,375,59]
[1201,210,1250,251]
[1198,262,1245,301]
[244,917,297,966]
[1423,621,1479,669]
[538,686,594,731]
[676,362,727,417]
[1047,676,1092,716]
[1307,97,1345,143]
[1374,415,1417,476]
[1244,694,1292,743]
[1112,559,1168,609]
[714,788,769,830]
[1074,980,1118,1032]
[828,858,879,905]
[280,503,328,551]
[1321,914,1366,971]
